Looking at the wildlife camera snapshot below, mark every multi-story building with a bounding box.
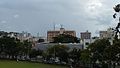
[47,28,76,42]
[99,28,114,39]
[17,31,32,42]
[99,28,115,45]
[91,36,99,43]
[99,31,108,39]
[7,31,34,42]
[81,30,91,40]
[80,30,91,49]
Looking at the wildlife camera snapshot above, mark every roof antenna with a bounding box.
[53,22,55,31]
[60,24,63,28]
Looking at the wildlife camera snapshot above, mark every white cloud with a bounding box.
[1,20,7,24]
[0,0,118,37]
[13,14,19,18]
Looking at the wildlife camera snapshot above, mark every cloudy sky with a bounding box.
[0,0,119,37]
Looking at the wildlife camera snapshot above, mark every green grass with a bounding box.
[0,60,68,68]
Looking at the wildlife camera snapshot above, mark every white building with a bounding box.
[83,39,91,49]
[99,28,115,45]
[99,28,114,39]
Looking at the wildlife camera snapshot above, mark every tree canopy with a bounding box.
[52,34,80,43]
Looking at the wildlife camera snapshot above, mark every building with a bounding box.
[47,28,76,42]
[81,30,91,40]
[34,43,83,51]
[17,31,32,42]
[99,31,108,39]
[80,30,91,49]
[99,28,114,39]
[99,28,115,45]
[7,31,37,43]
[91,36,99,43]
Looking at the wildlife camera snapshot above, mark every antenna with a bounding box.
[60,24,63,28]
[37,32,39,37]
[53,22,56,31]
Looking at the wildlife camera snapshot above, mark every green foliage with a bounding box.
[80,49,90,63]
[22,40,32,55]
[82,38,120,68]
[88,39,111,63]
[29,49,43,58]
[104,39,120,62]
[0,36,20,57]
[2,31,120,68]
[52,34,80,43]
[0,35,33,59]
[69,48,81,61]
[38,39,44,43]
[47,45,69,62]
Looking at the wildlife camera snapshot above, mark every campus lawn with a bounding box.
[0,60,68,68]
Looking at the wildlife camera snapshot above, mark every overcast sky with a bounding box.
[0,0,119,37]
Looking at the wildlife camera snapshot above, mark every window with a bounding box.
[85,42,89,45]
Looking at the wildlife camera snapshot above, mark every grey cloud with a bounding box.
[0,0,118,37]
[0,0,38,11]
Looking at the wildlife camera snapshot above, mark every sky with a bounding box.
[0,0,119,37]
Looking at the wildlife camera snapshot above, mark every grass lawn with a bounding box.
[0,60,68,68]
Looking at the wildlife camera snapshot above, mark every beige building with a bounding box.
[99,31,108,39]
[47,28,76,42]
[99,28,114,39]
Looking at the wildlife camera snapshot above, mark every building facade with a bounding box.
[80,30,91,49]
[99,31,108,39]
[47,28,76,42]
[81,30,91,40]
[99,28,114,39]
[99,28,115,45]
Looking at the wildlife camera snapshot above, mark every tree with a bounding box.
[80,49,91,63]
[68,48,81,67]
[22,40,32,59]
[80,49,91,68]
[104,39,120,68]
[38,39,44,43]
[47,45,69,62]
[53,34,80,43]
[29,49,43,59]
[0,36,22,59]
[87,39,111,68]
